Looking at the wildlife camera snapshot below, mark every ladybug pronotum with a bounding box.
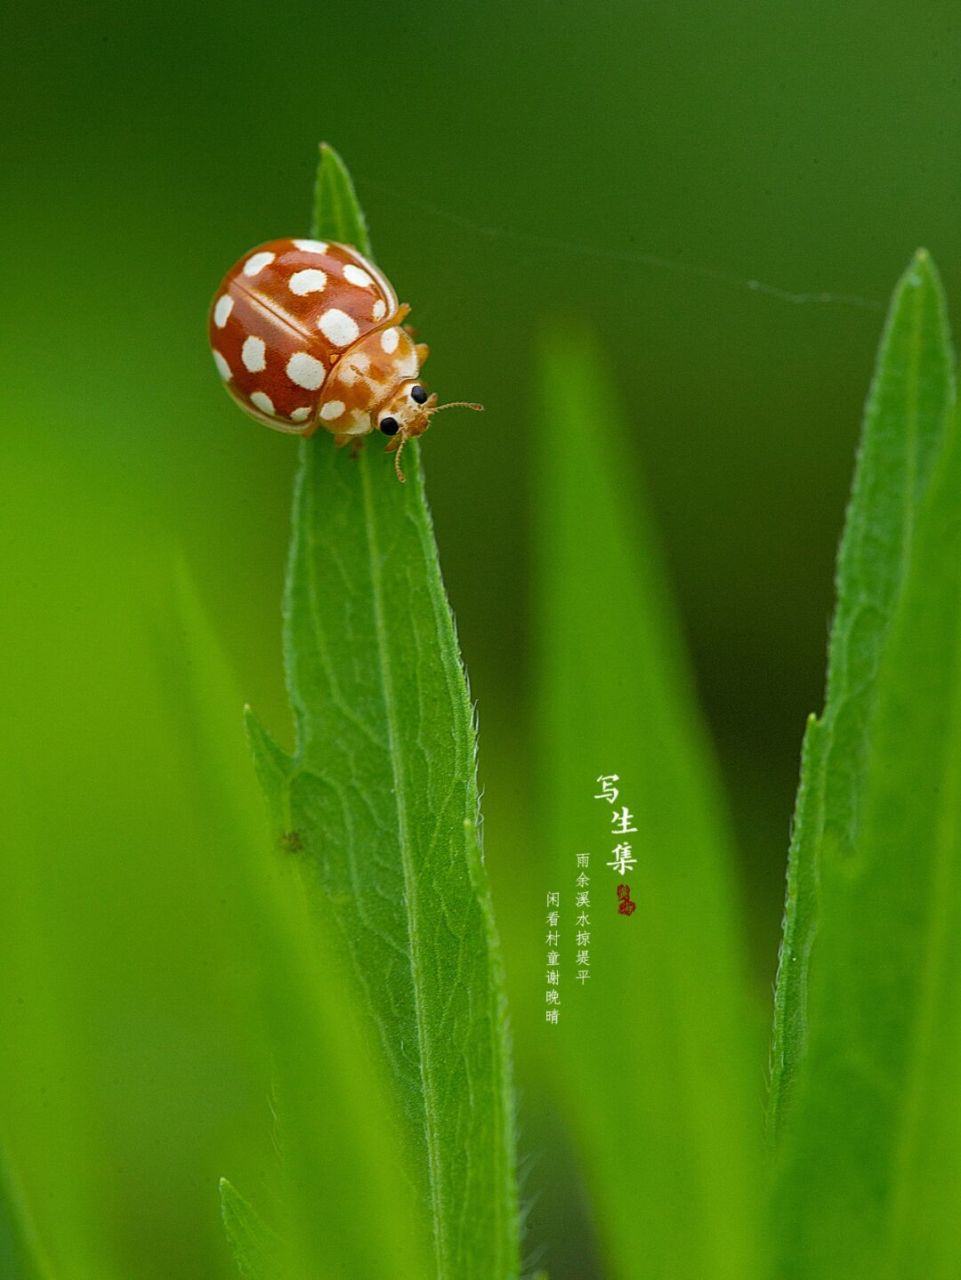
[208,238,481,481]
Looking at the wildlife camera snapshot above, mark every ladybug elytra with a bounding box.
[208,238,481,481]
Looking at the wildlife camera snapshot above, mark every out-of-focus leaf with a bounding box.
[0,483,267,1280]
[219,1179,275,1280]
[532,333,762,1280]
[0,1154,50,1280]
[175,563,434,1280]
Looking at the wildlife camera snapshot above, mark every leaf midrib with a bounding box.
[359,451,447,1278]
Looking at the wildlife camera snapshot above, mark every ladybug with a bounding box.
[208,238,481,481]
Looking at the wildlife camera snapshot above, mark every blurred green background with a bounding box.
[3,1,961,1275]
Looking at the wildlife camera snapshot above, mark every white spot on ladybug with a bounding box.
[243,251,276,277]
[242,335,266,372]
[213,350,231,380]
[343,264,373,288]
[289,268,327,296]
[290,406,312,423]
[380,327,399,354]
[336,352,369,387]
[372,299,387,321]
[286,351,326,390]
[250,391,275,415]
[213,295,234,328]
[320,399,346,420]
[293,239,329,254]
[318,308,360,347]
[394,350,418,378]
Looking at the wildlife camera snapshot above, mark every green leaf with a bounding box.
[243,706,294,847]
[0,1153,50,1280]
[313,142,371,258]
[770,312,961,1277]
[245,147,519,1278]
[769,250,955,1139]
[219,1179,275,1280]
[174,561,433,1280]
[532,332,762,1280]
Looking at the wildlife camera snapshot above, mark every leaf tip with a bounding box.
[218,1175,242,1217]
[311,142,371,257]
[901,245,942,293]
[219,1177,276,1280]
[243,707,292,770]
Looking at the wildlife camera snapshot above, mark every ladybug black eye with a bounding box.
[379,416,400,436]
[410,384,428,405]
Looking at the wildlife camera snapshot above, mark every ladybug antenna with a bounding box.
[428,400,485,417]
[393,433,408,484]
[392,402,484,482]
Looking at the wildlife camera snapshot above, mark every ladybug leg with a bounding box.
[415,342,430,365]
[333,433,353,449]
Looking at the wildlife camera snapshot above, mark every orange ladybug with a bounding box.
[208,238,481,481]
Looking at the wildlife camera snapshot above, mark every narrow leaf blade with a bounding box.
[0,1154,51,1280]
[176,564,434,1280]
[247,148,519,1279]
[243,706,294,846]
[533,332,762,1280]
[219,1179,274,1280]
[769,250,955,1137]
[771,375,961,1279]
[312,143,371,257]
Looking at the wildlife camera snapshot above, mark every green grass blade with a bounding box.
[244,706,294,842]
[533,333,762,1280]
[312,142,371,257]
[0,1154,51,1280]
[769,250,954,1139]
[770,362,961,1279]
[219,1180,275,1280]
[175,565,433,1280]
[246,146,519,1279]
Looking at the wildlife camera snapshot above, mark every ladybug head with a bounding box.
[376,380,483,482]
